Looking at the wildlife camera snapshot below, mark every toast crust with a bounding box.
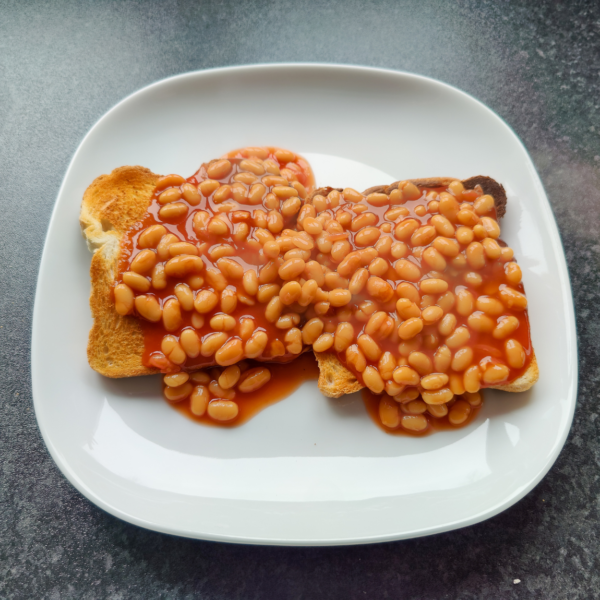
[80,166,159,378]
[313,176,535,397]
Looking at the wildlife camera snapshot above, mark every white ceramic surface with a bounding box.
[31,64,577,546]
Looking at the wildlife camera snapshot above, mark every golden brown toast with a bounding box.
[312,177,538,397]
[80,166,159,378]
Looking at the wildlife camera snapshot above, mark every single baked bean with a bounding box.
[500,247,514,262]
[455,226,474,246]
[422,387,453,405]
[329,288,352,307]
[398,317,424,340]
[162,298,182,331]
[347,268,368,295]
[265,296,284,322]
[188,385,209,416]
[158,187,182,206]
[220,288,238,314]
[164,372,189,388]
[379,396,400,428]
[218,365,241,390]
[421,373,449,390]
[156,174,185,190]
[207,159,232,180]
[427,403,448,418]
[483,363,510,384]
[433,236,460,258]
[161,335,186,364]
[363,366,385,393]
[394,387,421,403]
[180,182,200,206]
[467,311,495,333]
[473,194,494,215]
[204,268,228,292]
[481,217,500,239]
[168,242,198,257]
[276,314,296,329]
[385,380,404,397]
[465,242,486,269]
[278,258,306,281]
[179,328,201,358]
[422,247,447,272]
[448,399,471,425]
[122,271,150,293]
[463,365,481,393]
[436,315,457,340]
[451,347,473,372]
[385,207,409,221]
[420,278,448,295]
[300,318,323,345]
[499,285,528,310]
[431,215,455,237]
[131,249,157,275]
[411,225,436,247]
[355,226,381,247]
[257,283,281,304]
[164,382,193,403]
[463,391,482,407]
[194,289,218,313]
[394,259,421,282]
[346,345,367,373]
[408,351,432,376]
[271,185,298,200]
[164,255,203,279]
[191,313,204,329]
[208,399,239,421]
[277,281,300,305]
[463,272,483,287]
[238,367,272,393]
[151,263,167,290]
[215,338,244,366]
[493,316,520,339]
[200,332,227,357]
[396,298,421,320]
[366,277,394,303]
[445,326,470,349]
[334,322,355,352]
[449,373,466,395]
[244,331,268,358]
[505,339,526,368]
[481,238,501,260]
[210,314,236,331]
[312,333,334,353]
[394,219,420,241]
[159,202,188,221]
[357,334,382,361]
[455,289,474,316]
[457,209,480,227]
[436,291,455,313]
[505,262,522,285]
[396,282,420,304]
[139,224,167,249]
[364,311,390,338]
[474,296,503,316]
[205,217,228,236]
[438,192,460,222]
[342,188,364,203]
[236,318,254,342]
[365,192,389,207]
[114,283,134,315]
[422,305,443,325]
[375,235,393,256]
[134,294,162,322]
[216,258,243,280]
[377,352,396,381]
[399,181,420,200]
[330,240,351,263]
[433,345,452,372]
[367,257,388,278]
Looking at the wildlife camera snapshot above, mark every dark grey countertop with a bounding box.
[2,0,599,598]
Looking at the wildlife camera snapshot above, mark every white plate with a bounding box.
[32,64,577,546]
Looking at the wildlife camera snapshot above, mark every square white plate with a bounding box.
[32,64,577,545]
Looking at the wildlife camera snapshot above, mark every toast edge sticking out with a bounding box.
[80,166,160,378]
[313,176,538,397]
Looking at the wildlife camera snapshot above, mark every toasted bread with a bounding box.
[313,176,537,398]
[80,166,159,378]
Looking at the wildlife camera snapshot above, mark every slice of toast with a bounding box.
[313,176,538,397]
[80,166,159,378]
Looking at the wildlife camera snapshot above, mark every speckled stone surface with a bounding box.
[1,0,599,598]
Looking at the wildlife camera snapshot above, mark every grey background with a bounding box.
[1,0,599,598]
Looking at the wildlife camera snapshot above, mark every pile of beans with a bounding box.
[163,362,271,421]
[115,146,532,431]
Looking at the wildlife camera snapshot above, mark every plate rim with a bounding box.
[31,62,578,546]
